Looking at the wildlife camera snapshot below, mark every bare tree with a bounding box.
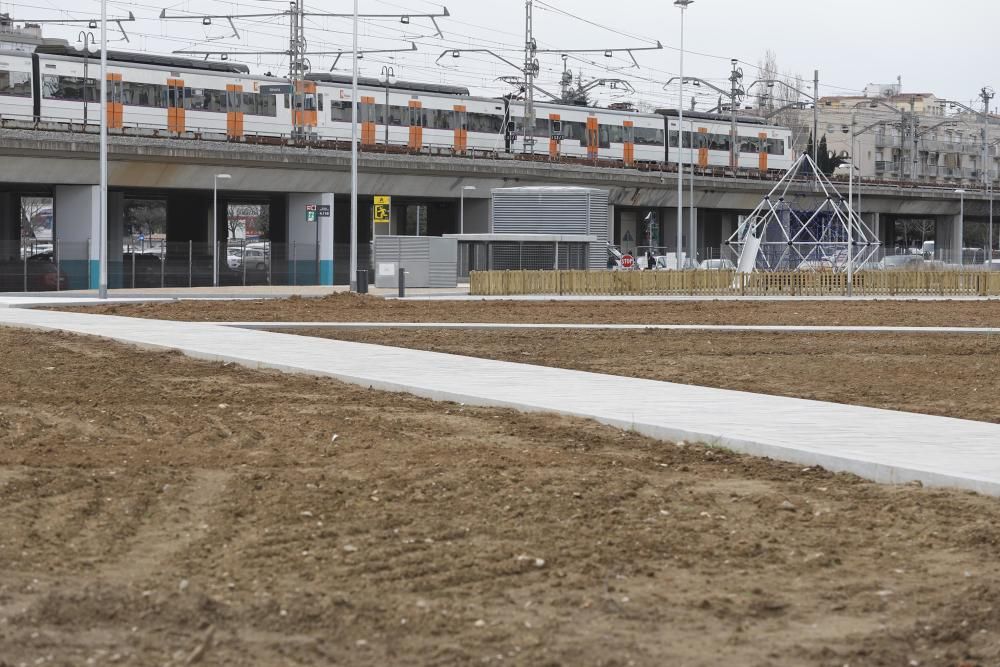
[756,49,778,111]
[20,197,52,239]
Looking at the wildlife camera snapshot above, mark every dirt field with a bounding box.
[2,327,1000,666]
[286,329,1000,424]
[63,293,1000,327]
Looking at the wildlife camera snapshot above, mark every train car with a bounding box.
[660,109,794,172]
[6,44,795,175]
[33,45,291,138]
[0,51,37,121]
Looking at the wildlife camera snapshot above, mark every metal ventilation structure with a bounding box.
[726,153,882,275]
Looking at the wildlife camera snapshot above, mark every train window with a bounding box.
[407,105,424,128]
[597,125,611,148]
[0,70,30,97]
[423,108,452,130]
[607,125,624,144]
[317,93,324,112]
[468,112,502,134]
[330,100,352,123]
[532,118,549,138]
[767,138,785,155]
[389,105,406,126]
[633,126,663,146]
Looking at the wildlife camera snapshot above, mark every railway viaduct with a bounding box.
[0,129,990,286]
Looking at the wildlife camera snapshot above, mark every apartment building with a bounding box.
[779,90,998,186]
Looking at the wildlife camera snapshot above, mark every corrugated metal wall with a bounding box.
[374,236,457,288]
[491,188,610,270]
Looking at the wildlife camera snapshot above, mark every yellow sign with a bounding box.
[373,195,391,224]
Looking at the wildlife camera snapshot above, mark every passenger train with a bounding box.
[0,44,795,172]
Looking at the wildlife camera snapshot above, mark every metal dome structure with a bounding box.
[725,153,881,274]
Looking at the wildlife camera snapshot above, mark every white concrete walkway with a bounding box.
[2,306,1000,496]
[219,321,1000,335]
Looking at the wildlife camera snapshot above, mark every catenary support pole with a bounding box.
[675,1,690,270]
[349,0,359,291]
[98,0,108,298]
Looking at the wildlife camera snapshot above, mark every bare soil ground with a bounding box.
[62,293,1000,327]
[2,328,1000,666]
[288,329,1000,424]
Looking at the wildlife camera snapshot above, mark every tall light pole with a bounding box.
[98,0,108,298]
[349,0,360,291]
[212,173,231,287]
[77,31,96,126]
[460,185,476,234]
[956,188,966,266]
[674,0,692,270]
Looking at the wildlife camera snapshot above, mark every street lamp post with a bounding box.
[380,65,395,146]
[213,173,231,287]
[98,0,107,299]
[77,31,96,126]
[956,188,966,266]
[460,185,476,234]
[349,0,360,291]
[674,0,692,271]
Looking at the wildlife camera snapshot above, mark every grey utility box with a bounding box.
[374,236,458,289]
[491,186,610,270]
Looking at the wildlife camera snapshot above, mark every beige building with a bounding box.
[777,92,998,186]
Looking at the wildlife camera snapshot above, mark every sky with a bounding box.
[4,0,998,112]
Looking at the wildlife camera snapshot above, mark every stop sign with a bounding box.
[621,254,635,269]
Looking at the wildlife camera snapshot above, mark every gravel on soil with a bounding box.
[284,328,1000,424]
[2,327,1000,666]
[58,292,1000,327]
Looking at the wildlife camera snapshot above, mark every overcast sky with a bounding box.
[6,0,997,111]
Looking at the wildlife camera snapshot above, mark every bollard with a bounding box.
[356,269,369,294]
[398,268,406,298]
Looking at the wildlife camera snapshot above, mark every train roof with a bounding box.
[656,108,773,126]
[34,44,251,74]
[306,73,469,96]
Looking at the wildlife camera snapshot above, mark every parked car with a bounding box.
[700,258,736,271]
[121,252,164,288]
[880,254,926,271]
[227,247,269,271]
[0,252,67,292]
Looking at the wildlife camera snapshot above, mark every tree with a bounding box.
[755,49,779,111]
[558,71,591,107]
[817,135,846,175]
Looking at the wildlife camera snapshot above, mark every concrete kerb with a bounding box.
[215,322,1000,335]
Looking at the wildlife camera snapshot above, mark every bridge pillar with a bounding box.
[936,214,963,264]
[53,186,122,290]
[287,193,334,285]
[460,198,489,234]
[0,193,18,261]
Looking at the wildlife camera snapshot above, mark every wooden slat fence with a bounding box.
[470,270,1000,297]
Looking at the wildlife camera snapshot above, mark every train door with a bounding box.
[407,99,423,151]
[225,85,244,139]
[586,115,599,160]
[166,79,185,134]
[293,80,318,136]
[453,104,468,154]
[549,113,561,158]
[360,96,377,146]
[106,72,123,129]
[758,132,769,171]
[623,121,635,167]
[697,127,709,168]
